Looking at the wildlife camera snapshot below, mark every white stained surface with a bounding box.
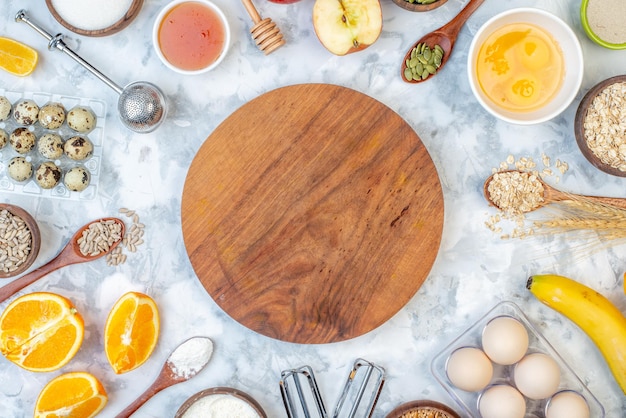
[0,0,625,417]
[50,0,134,30]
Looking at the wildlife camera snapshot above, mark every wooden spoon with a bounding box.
[401,0,485,83]
[483,170,626,213]
[0,217,125,304]
[115,336,214,418]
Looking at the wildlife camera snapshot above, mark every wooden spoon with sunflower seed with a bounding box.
[401,0,485,83]
[0,218,125,303]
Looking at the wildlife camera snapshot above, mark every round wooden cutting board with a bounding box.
[181,84,444,344]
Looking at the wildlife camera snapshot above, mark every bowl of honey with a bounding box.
[152,0,230,75]
[467,8,583,125]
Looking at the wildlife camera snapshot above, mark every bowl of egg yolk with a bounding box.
[467,8,583,125]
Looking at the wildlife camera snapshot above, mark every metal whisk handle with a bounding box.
[15,10,124,95]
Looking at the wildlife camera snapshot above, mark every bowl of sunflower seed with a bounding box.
[0,203,40,278]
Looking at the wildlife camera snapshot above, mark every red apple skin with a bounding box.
[312,0,383,56]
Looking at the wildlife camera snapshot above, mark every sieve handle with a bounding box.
[15,9,124,95]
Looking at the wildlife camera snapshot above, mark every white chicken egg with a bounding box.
[545,390,590,418]
[446,346,493,392]
[481,316,529,365]
[514,352,561,400]
[478,384,526,418]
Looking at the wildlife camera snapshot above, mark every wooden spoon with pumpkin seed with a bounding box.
[401,0,485,83]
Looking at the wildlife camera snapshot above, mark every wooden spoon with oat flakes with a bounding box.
[484,170,626,214]
[0,218,124,304]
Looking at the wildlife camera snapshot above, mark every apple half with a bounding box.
[313,0,383,56]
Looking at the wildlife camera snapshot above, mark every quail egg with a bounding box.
[7,156,33,182]
[38,102,66,129]
[10,128,36,154]
[12,99,39,126]
[0,96,11,121]
[64,136,94,161]
[0,129,7,149]
[35,162,62,189]
[67,106,96,133]
[64,166,91,192]
[38,133,64,159]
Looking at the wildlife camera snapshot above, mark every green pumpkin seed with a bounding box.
[423,47,432,61]
[403,41,445,81]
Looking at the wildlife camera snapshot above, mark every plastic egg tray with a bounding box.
[430,301,604,418]
[0,89,106,201]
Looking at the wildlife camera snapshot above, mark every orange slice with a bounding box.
[104,291,160,374]
[0,36,39,76]
[34,371,107,418]
[0,292,84,372]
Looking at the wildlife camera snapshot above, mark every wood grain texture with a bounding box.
[181,84,444,344]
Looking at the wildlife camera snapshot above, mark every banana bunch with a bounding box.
[527,274,626,395]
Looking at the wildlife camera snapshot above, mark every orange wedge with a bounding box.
[0,292,84,372]
[104,291,160,374]
[0,36,39,76]
[34,371,107,418]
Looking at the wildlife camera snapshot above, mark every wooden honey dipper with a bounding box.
[241,0,286,55]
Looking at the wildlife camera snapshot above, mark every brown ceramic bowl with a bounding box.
[175,387,267,418]
[574,75,626,177]
[385,399,461,418]
[391,0,448,12]
[45,0,144,37]
[0,203,40,279]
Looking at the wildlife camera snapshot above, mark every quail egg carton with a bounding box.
[0,89,106,201]
[430,301,604,418]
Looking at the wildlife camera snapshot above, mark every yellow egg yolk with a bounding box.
[476,23,564,112]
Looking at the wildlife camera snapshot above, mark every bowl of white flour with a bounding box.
[175,387,267,418]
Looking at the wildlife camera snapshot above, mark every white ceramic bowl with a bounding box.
[152,0,230,75]
[467,8,583,125]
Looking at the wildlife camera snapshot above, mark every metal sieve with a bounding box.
[16,10,167,134]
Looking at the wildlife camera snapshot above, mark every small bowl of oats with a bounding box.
[0,204,40,278]
[574,75,626,177]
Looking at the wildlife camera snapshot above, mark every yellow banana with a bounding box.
[527,274,626,395]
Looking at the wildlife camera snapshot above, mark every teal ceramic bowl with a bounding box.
[580,0,626,50]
